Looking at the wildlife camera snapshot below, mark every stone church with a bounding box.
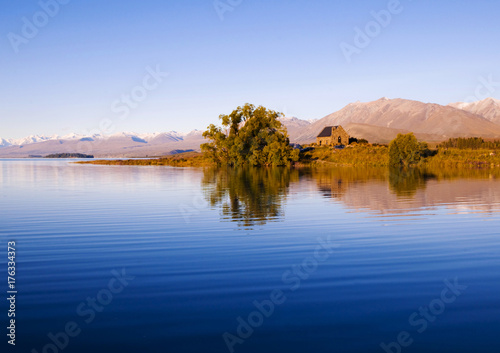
[316,126,350,146]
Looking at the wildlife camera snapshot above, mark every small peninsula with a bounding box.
[45,153,94,159]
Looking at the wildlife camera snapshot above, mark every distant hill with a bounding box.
[449,98,500,125]
[278,117,312,137]
[0,131,205,158]
[341,123,446,144]
[293,98,500,143]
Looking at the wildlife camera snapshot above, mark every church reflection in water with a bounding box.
[201,166,500,227]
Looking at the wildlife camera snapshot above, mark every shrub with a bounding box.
[389,133,425,167]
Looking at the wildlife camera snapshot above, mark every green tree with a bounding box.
[389,133,426,167]
[201,104,299,166]
[437,137,500,150]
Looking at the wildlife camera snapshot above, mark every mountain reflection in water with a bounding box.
[203,166,500,227]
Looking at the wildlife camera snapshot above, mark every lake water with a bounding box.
[1,159,500,353]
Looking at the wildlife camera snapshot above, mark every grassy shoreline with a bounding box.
[75,145,500,169]
[75,152,212,167]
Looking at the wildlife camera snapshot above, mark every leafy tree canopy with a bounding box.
[389,133,427,167]
[437,137,500,150]
[201,104,299,166]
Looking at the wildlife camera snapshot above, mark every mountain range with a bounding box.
[0,131,204,158]
[1,97,500,157]
[293,97,500,143]
[448,97,500,125]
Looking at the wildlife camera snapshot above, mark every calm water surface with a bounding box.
[1,159,500,353]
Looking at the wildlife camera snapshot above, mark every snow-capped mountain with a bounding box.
[0,138,13,147]
[449,97,500,125]
[0,131,189,148]
[183,129,203,139]
[0,134,56,147]
[0,130,208,158]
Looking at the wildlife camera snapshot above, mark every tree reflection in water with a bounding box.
[202,167,299,228]
[203,166,500,225]
[388,167,436,197]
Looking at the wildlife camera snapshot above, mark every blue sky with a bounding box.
[1,0,500,139]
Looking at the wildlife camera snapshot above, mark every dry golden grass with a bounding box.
[76,146,500,169]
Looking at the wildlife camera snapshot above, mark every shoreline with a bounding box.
[75,145,500,169]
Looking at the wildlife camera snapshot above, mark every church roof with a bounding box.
[317,126,339,138]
